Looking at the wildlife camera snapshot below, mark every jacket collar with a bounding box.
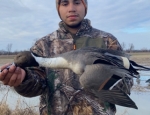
[59,19,92,36]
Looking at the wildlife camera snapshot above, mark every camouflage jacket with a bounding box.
[15,19,132,115]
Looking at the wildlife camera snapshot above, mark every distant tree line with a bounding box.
[121,42,150,53]
[0,50,22,55]
[0,43,150,55]
[0,43,29,55]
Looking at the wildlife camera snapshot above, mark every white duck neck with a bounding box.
[35,56,70,69]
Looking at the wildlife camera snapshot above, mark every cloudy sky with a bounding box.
[0,0,150,51]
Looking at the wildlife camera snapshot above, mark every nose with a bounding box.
[68,3,76,13]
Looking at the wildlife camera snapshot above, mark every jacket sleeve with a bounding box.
[14,67,48,97]
[14,37,49,97]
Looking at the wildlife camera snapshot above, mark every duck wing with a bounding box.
[80,64,137,109]
[79,64,133,91]
[89,87,138,109]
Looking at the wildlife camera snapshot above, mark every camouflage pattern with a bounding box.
[14,19,132,115]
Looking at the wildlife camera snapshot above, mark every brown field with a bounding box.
[129,52,150,66]
[0,55,15,65]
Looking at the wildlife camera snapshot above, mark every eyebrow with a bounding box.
[60,0,81,3]
[60,0,68,3]
[75,0,81,1]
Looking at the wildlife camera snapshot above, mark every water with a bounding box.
[116,71,150,115]
[0,85,40,111]
[116,90,150,115]
[0,64,40,112]
[0,72,150,115]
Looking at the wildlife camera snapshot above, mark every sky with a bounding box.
[0,0,150,51]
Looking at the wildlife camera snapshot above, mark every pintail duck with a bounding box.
[13,47,150,109]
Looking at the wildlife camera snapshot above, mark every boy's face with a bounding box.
[59,0,85,27]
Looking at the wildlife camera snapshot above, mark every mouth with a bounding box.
[67,15,78,17]
[67,15,78,20]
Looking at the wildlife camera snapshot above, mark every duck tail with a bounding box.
[130,60,150,71]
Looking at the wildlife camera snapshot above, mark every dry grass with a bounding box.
[0,101,39,115]
[0,101,11,115]
[129,52,150,66]
[0,89,39,115]
[0,55,15,65]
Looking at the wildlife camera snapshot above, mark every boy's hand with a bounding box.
[0,63,26,87]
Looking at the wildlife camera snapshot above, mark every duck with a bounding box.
[14,51,39,68]
[0,51,39,72]
[13,47,150,109]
